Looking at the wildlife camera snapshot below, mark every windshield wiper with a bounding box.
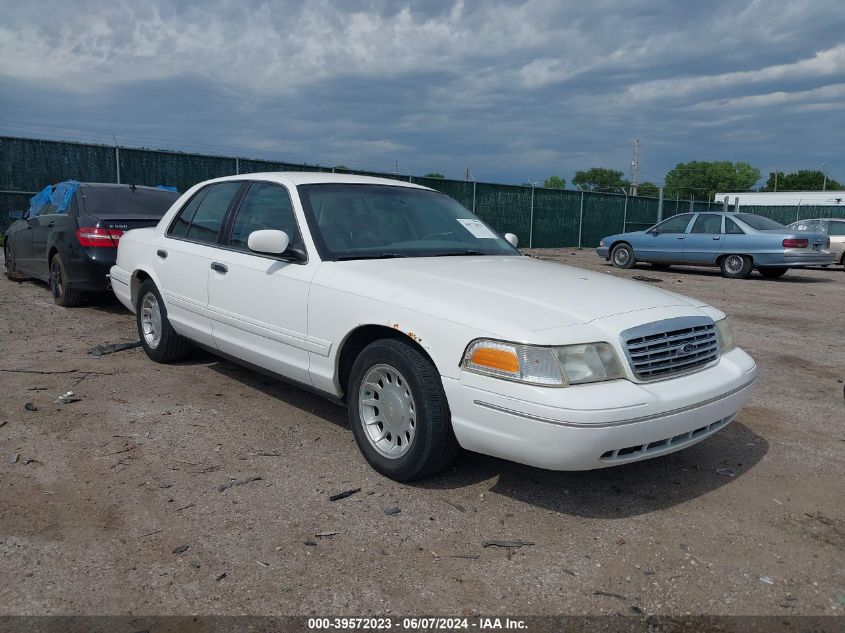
[430,250,489,257]
[336,252,407,261]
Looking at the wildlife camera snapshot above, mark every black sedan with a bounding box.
[4,182,180,306]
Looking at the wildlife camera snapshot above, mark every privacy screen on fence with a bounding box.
[2,136,845,244]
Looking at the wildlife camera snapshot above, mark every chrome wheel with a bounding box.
[724,255,744,275]
[50,258,62,298]
[613,247,631,266]
[140,292,163,349]
[358,363,416,459]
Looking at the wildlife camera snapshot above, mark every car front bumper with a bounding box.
[595,246,610,259]
[442,348,757,471]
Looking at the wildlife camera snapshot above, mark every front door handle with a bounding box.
[156,249,168,259]
[676,236,684,240]
[712,236,721,240]
[210,262,228,275]
[46,221,55,228]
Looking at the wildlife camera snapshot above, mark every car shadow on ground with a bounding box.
[419,420,768,519]
[182,348,768,520]
[199,353,349,430]
[604,262,837,283]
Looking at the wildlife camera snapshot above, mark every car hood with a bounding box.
[319,255,706,337]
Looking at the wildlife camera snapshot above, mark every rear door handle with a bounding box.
[210,262,228,274]
[156,249,168,259]
[712,236,721,240]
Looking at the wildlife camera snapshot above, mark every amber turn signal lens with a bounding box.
[469,347,520,373]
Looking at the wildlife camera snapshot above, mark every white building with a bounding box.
[714,191,845,206]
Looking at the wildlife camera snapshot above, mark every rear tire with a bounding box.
[50,253,85,306]
[611,243,635,269]
[719,254,753,279]
[347,338,459,481]
[759,267,788,279]
[136,279,190,363]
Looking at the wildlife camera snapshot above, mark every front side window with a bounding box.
[168,182,241,244]
[653,213,693,234]
[690,214,722,234]
[297,184,519,260]
[228,183,304,253]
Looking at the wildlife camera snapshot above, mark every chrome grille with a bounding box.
[621,317,720,381]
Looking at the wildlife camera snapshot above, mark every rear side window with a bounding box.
[725,218,744,234]
[81,187,180,217]
[828,221,845,236]
[168,182,241,244]
[691,214,722,234]
[228,183,304,252]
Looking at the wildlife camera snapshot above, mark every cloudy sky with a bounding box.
[1,0,843,185]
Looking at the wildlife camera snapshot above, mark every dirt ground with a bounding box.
[0,250,843,618]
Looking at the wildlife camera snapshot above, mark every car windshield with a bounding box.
[81,187,181,216]
[297,184,520,260]
[788,220,826,233]
[734,213,787,231]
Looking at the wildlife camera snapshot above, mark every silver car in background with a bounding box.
[788,218,845,270]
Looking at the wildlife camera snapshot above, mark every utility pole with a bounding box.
[822,162,827,191]
[630,139,640,196]
[774,169,778,192]
[465,167,470,181]
[113,134,121,184]
[394,160,399,175]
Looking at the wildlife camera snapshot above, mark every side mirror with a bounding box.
[647,228,659,235]
[248,229,290,255]
[504,232,519,248]
[8,209,23,221]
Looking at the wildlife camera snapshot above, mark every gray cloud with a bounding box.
[1,0,844,185]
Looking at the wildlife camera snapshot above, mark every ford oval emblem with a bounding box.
[679,343,695,355]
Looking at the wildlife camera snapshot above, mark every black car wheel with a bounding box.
[719,254,753,279]
[4,241,26,281]
[347,338,459,481]
[611,243,636,269]
[759,267,788,279]
[136,279,191,363]
[50,253,85,306]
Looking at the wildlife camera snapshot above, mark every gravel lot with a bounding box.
[0,250,843,618]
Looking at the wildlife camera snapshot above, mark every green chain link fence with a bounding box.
[3,136,845,245]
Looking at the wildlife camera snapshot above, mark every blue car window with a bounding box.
[725,218,744,234]
[654,213,693,234]
[691,214,722,234]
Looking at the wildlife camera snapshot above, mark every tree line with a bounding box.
[533,163,840,201]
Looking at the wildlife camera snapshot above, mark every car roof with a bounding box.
[204,172,433,190]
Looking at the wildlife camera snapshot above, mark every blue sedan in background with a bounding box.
[596,212,835,279]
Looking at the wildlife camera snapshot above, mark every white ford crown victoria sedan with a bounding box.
[111,173,757,481]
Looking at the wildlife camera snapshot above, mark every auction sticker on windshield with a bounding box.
[457,218,497,238]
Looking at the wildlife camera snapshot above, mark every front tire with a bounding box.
[347,338,459,481]
[50,253,85,306]
[719,254,753,279]
[136,280,190,363]
[611,243,635,269]
[759,267,788,279]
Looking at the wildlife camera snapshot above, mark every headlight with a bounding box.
[462,340,626,387]
[714,318,736,353]
[599,239,605,247]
